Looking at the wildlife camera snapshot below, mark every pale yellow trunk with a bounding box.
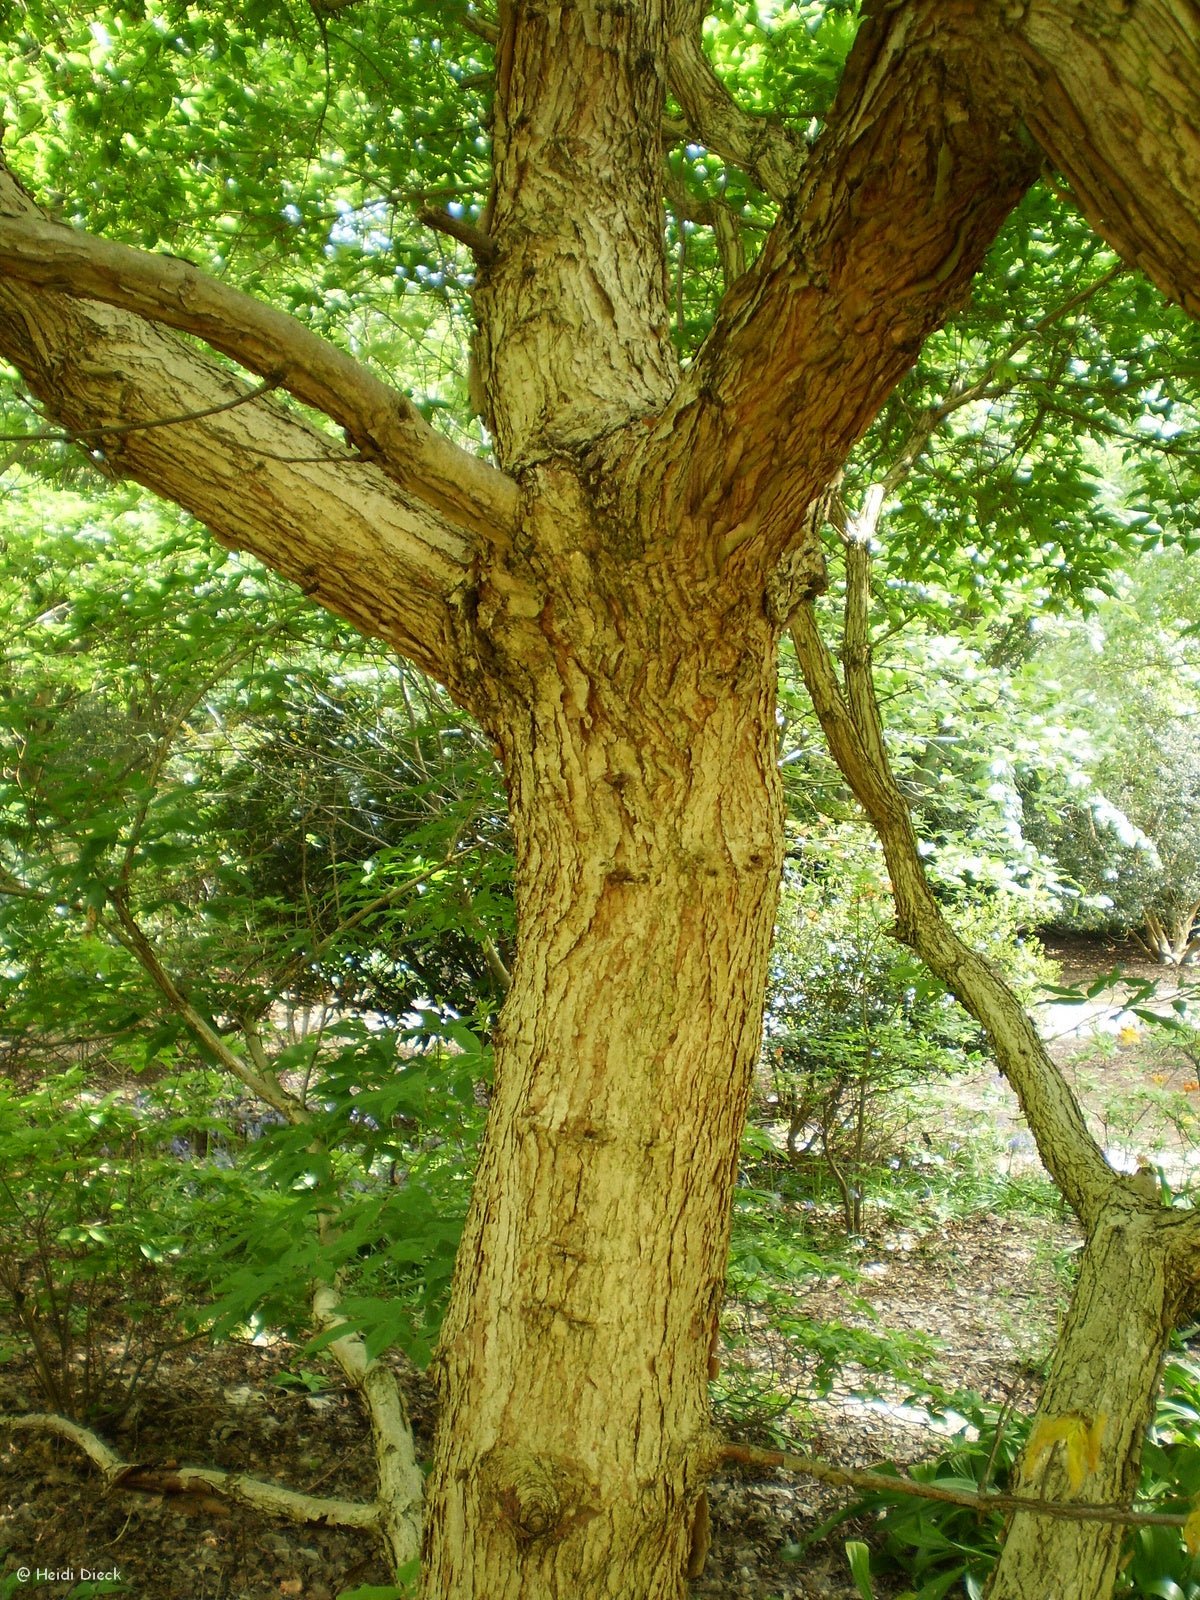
[986,1211,1194,1600]
[421,476,784,1599]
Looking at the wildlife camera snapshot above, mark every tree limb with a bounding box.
[0,287,474,689]
[1,1410,382,1535]
[639,0,1040,579]
[665,2,807,203]
[1008,0,1200,321]
[0,173,517,542]
[646,0,1200,587]
[788,537,1118,1226]
[721,1441,1199,1536]
[418,206,496,264]
[312,1283,424,1567]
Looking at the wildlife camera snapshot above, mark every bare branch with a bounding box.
[452,5,498,46]
[0,375,282,445]
[721,1441,1200,1536]
[664,175,747,286]
[312,1282,424,1566]
[418,205,497,263]
[0,204,517,542]
[104,893,310,1126]
[666,6,807,203]
[1,1411,382,1535]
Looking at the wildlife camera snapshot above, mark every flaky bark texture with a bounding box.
[2,2,1200,1596]
[988,1211,1197,1599]
[426,470,785,1595]
[1008,0,1200,320]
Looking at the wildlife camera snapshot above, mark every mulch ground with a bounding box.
[0,1202,1070,1600]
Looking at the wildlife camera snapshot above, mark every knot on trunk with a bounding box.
[484,1446,567,1539]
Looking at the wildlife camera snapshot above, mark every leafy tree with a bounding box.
[1016,549,1200,961]
[1,4,1200,1598]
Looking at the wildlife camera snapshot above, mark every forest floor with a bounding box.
[1,937,1197,1600]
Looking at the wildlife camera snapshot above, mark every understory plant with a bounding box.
[0,1066,229,1419]
[836,1354,1200,1600]
[761,828,1050,1233]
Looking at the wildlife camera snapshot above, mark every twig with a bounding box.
[104,892,309,1125]
[0,376,282,447]
[418,207,496,264]
[720,1442,1196,1534]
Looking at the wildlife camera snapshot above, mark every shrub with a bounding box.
[761,828,1050,1232]
[0,1068,227,1419]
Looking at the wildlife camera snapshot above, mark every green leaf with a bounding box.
[846,1539,876,1600]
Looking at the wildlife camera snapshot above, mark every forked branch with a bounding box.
[1,1411,383,1535]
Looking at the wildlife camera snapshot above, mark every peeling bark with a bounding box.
[474,2,678,465]
[0,160,493,698]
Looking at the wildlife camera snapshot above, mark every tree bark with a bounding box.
[1007,0,1200,321]
[987,1208,1197,1600]
[422,468,785,1600]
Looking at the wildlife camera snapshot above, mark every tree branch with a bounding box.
[640,1,1040,579]
[721,1441,1199,1537]
[0,172,517,542]
[863,259,1128,497]
[418,206,496,264]
[1008,0,1200,321]
[788,539,1116,1225]
[649,0,1200,583]
[0,375,282,445]
[0,288,474,690]
[664,175,748,287]
[1,1411,383,1535]
[312,1282,423,1566]
[104,892,310,1125]
[665,3,807,203]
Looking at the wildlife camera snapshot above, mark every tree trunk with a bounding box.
[792,537,1200,1600]
[422,471,785,1599]
[986,1207,1196,1600]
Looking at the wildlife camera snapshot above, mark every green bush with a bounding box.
[0,1067,232,1418]
[835,1355,1200,1600]
[197,1017,488,1367]
[761,828,1050,1233]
